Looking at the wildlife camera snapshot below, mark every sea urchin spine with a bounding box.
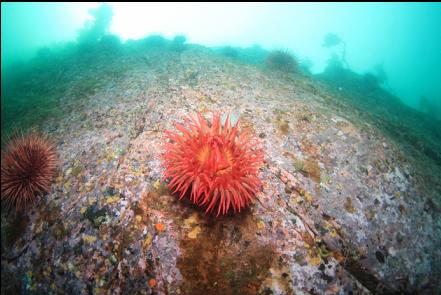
[1,132,58,212]
[162,112,264,216]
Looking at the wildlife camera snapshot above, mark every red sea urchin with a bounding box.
[1,132,57,211]
[162,112,264,216]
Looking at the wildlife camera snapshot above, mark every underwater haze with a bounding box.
[2,2,441,111]
[2,2,441,295]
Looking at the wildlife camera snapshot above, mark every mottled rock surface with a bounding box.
[2,48,440,294]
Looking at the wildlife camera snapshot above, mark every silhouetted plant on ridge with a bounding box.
[266,49,298,74]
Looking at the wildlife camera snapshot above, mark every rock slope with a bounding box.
[2,47,440,294]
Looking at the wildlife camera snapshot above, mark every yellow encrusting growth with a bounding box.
[197,145,210,164]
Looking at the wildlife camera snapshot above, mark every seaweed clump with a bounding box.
[170,35,187,52]
[266,50,298,73]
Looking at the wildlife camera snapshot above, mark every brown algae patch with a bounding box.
[290,155,321,183]
[177,215,277,295]
[344,197,357,213]
[138,182,279,294]
[276,119,290,135]
[278,121,290,135]
[300,158,321,183]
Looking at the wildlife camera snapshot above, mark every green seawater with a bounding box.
[1,3,441,294]
[2,2,440,164]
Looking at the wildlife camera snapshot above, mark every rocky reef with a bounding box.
[1,45,440,294]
